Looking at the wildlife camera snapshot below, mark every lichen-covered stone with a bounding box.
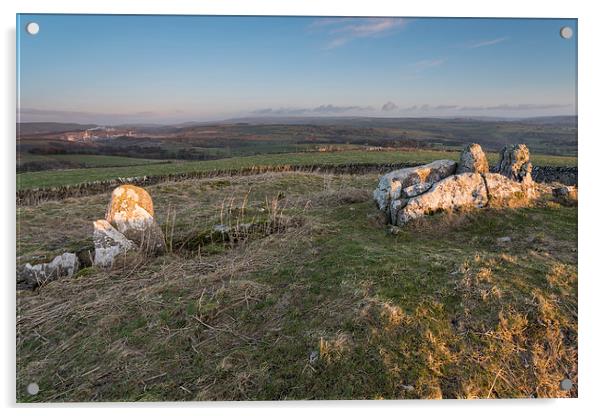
[397,173,488,225]
[372,144,547,228]
[93,219,136,268]
[401,182,433,198]
[373,159,457,213]
[17,252,79,289]
[457,143,489,174]
[482,173,539,208]
[494,144,532,183]
[106,184,154,222]
[389,198,410,225]
[105,185,166,253]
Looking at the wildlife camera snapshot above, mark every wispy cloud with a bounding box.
[397,103,571,114]
[466,36,509,49]
[252,104,374,116]
[310,18,409,49]
[459,103,570,111]
[410,58,446,71]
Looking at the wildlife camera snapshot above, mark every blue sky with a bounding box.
[17,15,577,124]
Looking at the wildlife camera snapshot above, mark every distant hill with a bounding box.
[16,116,577,160]
[17,116,578,134]
[18,122,98,136]
[201,115,578,128]
[519,115,577,126]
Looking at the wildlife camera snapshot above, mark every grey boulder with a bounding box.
[93,219,137,268]
[373,159,457,217]
[17,252,79,289]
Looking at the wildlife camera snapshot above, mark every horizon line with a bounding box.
[16,113,578,127]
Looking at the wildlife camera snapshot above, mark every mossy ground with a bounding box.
[16,171,577,401]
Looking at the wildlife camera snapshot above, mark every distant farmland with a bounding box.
[17,149,577,190]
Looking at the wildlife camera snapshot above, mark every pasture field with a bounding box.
[17,171,577,401]
[16,149,577,190]
[18,153,169,168]
[16,152,170,174]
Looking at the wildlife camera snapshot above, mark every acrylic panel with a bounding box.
[16,14,577,402]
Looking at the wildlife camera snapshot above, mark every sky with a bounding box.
[17,15,577,124]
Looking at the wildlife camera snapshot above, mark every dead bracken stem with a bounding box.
[169,210,177,254]
[487,368,503,398]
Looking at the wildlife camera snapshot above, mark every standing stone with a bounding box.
[457,143,489,174]
[494,144,532,183]
[397,173,488,225]
[106,184,154,221]
[93,219,136,268]
[105,185,166,254]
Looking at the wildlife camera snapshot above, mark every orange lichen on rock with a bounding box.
[106,184,154,224]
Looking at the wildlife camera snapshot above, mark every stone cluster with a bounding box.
[93,184,166,267]
[17,184,166,289]
[373,143,562,227]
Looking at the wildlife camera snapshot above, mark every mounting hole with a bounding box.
[26,382,39,395]
[560,26,573,40]
[26,22,40,36]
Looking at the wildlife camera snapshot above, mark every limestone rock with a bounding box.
[401,182,433,198]
[397,173,488,225]
[373,159,457,212]
[213,224,230,234]
[494,144,532,183]
[552,185,578,206]
[105,185,166,254]
[457,143,489,174]
[389,198,410,225]
[482,173,539,208]
[17,252,79,289]
[106,184,154,221]
[93,219,136,268]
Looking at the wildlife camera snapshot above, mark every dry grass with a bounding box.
[354,252,577,399]
[16,171,577,401]
[17,216,315,401]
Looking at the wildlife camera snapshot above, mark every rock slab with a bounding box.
[397,173,488,225]
[373,160,457,223]
[483,173,539,208]
[373,160,457,210]
[93,219,136,268]
[17,252,79,289]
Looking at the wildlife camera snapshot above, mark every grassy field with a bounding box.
[16,149,577,190]
[16,171,577,400]
[18,154,167,167]
[16,153,170,174]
